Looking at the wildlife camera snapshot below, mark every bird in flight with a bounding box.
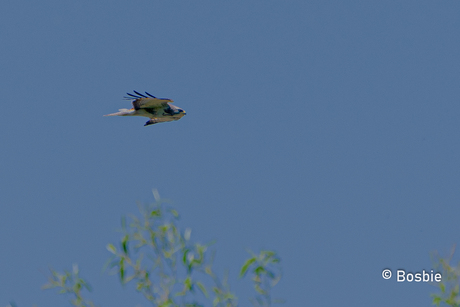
[104,91,186,126]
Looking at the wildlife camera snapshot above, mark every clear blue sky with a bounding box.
[1,0,460,306]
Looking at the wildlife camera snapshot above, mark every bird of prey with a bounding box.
[104,91,186,126]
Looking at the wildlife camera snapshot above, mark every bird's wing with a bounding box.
[132,97,173,109]
[125,91,173,110]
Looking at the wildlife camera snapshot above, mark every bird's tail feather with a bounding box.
[103,108,133,116]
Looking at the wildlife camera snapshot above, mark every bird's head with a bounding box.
[177,108,186,117]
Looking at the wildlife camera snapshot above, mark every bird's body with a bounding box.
[104,91,186,126]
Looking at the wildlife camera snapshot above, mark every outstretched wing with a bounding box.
[125,91,173,110]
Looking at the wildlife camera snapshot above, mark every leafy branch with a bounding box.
[240,250,283,307]
[42,190,282,307]
[42,264,95,307]
[431,245,460,307]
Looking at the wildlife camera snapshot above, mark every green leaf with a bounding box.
[82,280,93,292]
[261,250,276,258]
[197,244,206,259]
[183,248,190,265]
[119,258,125,282]
[125,274,136,283]
[170,209,179,218]
[431,295,442,306]
[240,257,256,277]
[122,235,129,255]
[196,281,208,297]
[73,282,82,293]
[150,209,161,217]
[158,301,172,307]
[254,266,266,275]
[254,284,266,295]
[41,283,54,290]
[107,244,117,254]
[440,282,446,293]
[185,276,192,290]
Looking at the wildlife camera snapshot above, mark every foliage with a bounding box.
[240,250,283,307]
[42,264,95,307]
[431,245,460,307]
[42,190,282,307]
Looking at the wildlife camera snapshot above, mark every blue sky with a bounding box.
[1,0,460,306]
